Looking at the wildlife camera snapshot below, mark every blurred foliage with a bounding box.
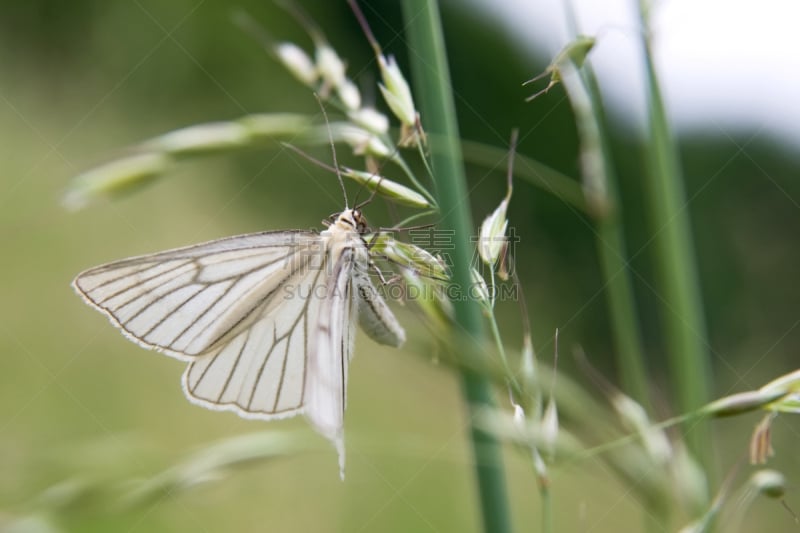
[2,1,799,532]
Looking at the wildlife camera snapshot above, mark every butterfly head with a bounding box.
[330,208,369,235]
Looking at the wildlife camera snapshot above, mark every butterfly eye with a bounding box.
[352,210,368,232]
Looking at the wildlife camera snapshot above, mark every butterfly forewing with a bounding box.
[72,230,321,357]
[305,245,358,473]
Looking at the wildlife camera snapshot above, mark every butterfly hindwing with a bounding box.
[354,268,405,348]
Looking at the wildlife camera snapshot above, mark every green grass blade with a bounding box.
[400,1,513,531]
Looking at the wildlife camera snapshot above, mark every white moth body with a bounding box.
[72,209,404,477]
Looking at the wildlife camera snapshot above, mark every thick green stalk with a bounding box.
[580,69,652,411]
[636,2,714,481]
[400,1,512,532]
[560,5,663,527]
[560,60,664,529]
[560,0,650,411]
[595,215,651,406]
[556,62,652,416]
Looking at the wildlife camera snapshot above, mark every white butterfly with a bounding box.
[72,207,405,477]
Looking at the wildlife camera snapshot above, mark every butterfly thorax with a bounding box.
[321,209,371,282]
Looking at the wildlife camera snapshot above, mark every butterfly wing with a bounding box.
[304,242,358,476]
[354,268,405,348]
[72,230,323,359]
[74,214,404,477]
[301,234,406,477]
[181,259,329,420]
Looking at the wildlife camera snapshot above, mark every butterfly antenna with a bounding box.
[280,142,340,175]
[550,328,559,399]
[353,173,383,211]
[277,0,327,45]
[507,128,518,195]
[314,93,349,209]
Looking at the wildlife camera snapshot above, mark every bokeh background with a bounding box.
[1,1,798,531]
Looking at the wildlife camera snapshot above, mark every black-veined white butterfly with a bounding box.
[72,207,405,477]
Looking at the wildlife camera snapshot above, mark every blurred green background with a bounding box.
[1,1,798,531]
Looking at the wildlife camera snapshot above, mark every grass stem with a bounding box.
[401,1,513,531]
